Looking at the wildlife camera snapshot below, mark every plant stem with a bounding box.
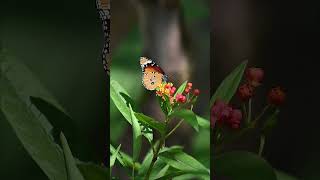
[144,139,164,180]
[145,117,169,180]
[258,135,265,156]
[247,99,252,123]
[132,163,135,180]
[165,119,183,139]
[242,103,247,125]
[253,105,270,123]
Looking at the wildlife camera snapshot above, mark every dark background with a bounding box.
[212,0,320,179]
[0,0,107,179]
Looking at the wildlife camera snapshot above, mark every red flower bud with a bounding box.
[187,82,193,87]
[246,68,264,87]
[228,109,242,129]
[184,87,190,93]
[170,87,176,95]
[268,86,286,106]
[176,94,187,103]
[237,83,254,101]
[193,89,200,96]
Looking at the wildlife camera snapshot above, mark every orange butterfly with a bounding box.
[140,57,168,90]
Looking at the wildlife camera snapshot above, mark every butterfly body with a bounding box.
[140,57,168,90]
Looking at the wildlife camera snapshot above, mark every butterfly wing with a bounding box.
[140,57,167,90]
[142,72,164,90]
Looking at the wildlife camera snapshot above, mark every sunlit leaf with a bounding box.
[196,115,210,129]
[135,113,166,135]
[174,81,188,98]
[129,105,142,161]
[169,109,199,131]
[110,144,121,168]
[110,144,141,170]
[159,148,209,175]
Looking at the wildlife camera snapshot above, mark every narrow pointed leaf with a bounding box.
[60,133,85,180]
[129,105,142,161]
[134,113,166,135]
[110,144,121,168]
[210,61,247,106]
[174,81,188,98]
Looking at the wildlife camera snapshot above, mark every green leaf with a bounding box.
[134,113,166,135]
[174,81,188,98]
[275,170,299,180]
[110,144,141,170]
[210,61,247,107]
[60,133,85,180]
[77,162,108,180]
[111,79,153,142]
[110,79,133,124]
[0,55,68,133]
[169,109,199,131]
[155,170,210,180]
[159,148,209,175]
[30,96,76,144]
[110,144,121,168]
[129,105,142,161]
[137,148,153,176]
[214,151,277,180]
[0,58,67,180]
[263,109,280,134]
[196,115,210,129]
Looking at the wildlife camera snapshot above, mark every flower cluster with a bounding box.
[175,82,200,104]
[237,67,264,101]
[156,82,200,105]
[211,100,242,129]
[238,67,285,106]
[156,82,176,103]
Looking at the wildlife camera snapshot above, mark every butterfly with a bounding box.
[140,57,168,90]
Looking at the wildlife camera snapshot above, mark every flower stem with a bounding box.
[247,99,252,123]
[242,103,248,125]
[253,105,270,123]
[132,163,135,180]
[165,119,183,139]
[144,139,164,180]
[145,117,169,180]
[258,135,265,156]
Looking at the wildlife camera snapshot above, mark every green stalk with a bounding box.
[247,99,252,123]
[165,119,183,139]
[144,117,169,180]
[258,135,265,156]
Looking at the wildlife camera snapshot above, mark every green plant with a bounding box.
[0,51,108,180]
[211,61,297,180]
[110,79,210,179]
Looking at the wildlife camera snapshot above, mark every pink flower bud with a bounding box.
[193,89,200,96]
[170,87,176,95]
[245,68,264,87]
